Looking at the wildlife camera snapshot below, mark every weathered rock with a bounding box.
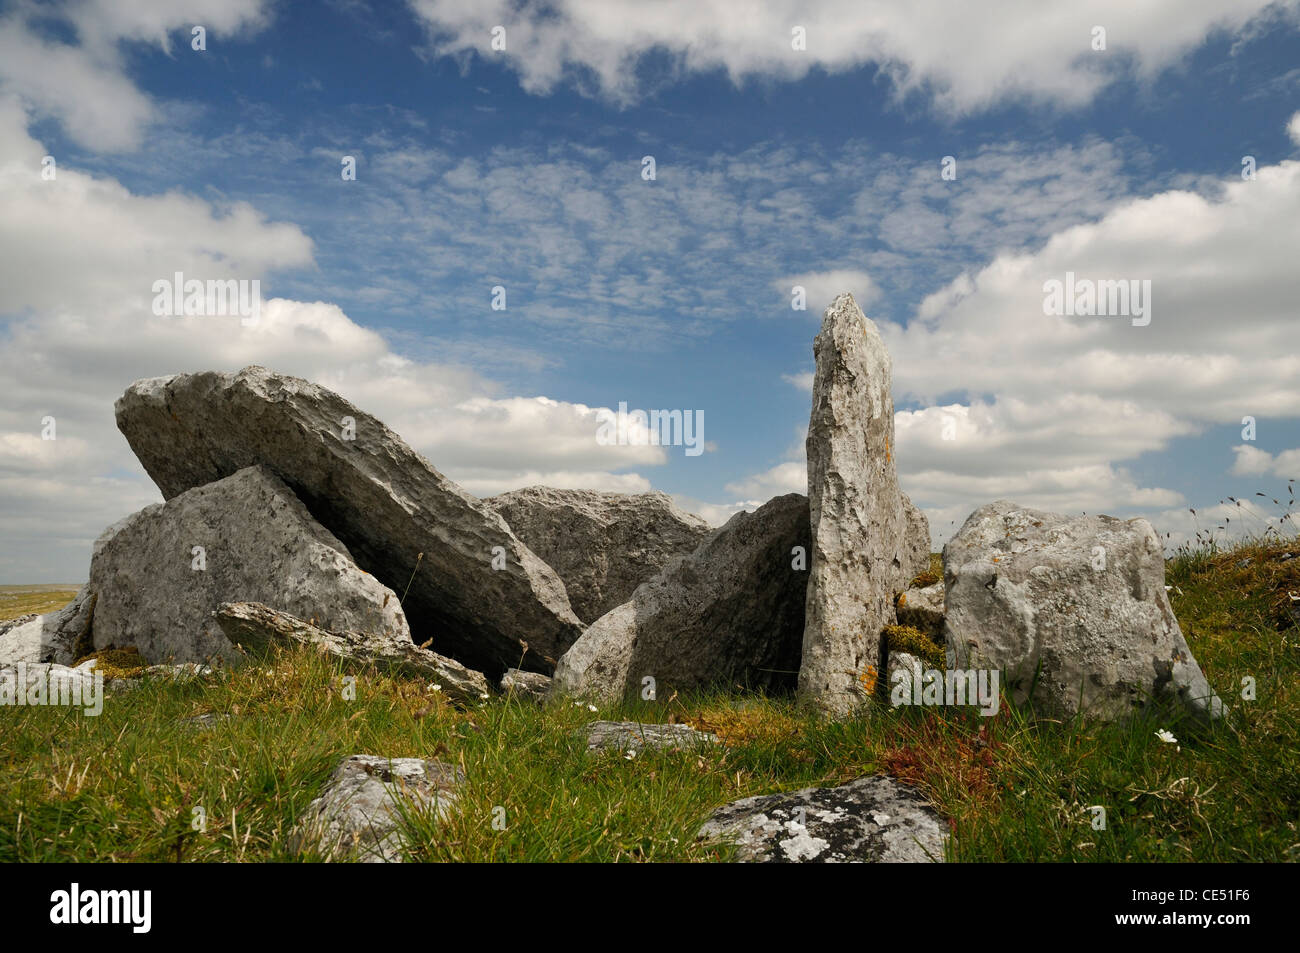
[698,775,947,863]
[885,652,925,708]
[486,486,712,623]
[215,601,489,703]
[901,493,932,584]
[551,493,810,703]
[584,721,718,754]
[498,668,551,700]
[290,754,462,863]
[943,500,1222,721]
[799,293,910,715]
[0,661,103,713]
[0,588,95,667]
[115,365,583,676]
[86,466,409,665]
[896,582,945,643]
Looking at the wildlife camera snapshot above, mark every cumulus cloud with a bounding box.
[1231,444,1300,478]
[777,269,877,315]
[0,102,664,579]
[0,0,270,152]
[1289,110,1300,146]
[407,0,1295,113]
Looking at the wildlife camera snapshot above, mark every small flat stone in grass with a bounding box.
[584,720,718,754]
[698,774,947,863]
[290,754,463,863]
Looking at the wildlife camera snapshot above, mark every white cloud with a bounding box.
[777,269,876,315]
[0,1,270,152]
[1231,445,1300,478]
[408,0,1295,113]
[723,461,806,499]
[0,102,664,580]
[781,372,813,392]
[1289,110,1300,147]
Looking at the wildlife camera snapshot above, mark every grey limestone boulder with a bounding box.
[86,466,409,665]
[290,754,462,863]
[551,493,810,702]
[486,486,711,623]
[114,365,583,675]
[943,500,1222,721]
[698,775,947,863]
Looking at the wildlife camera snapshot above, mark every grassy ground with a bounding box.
[0,538,1296,862]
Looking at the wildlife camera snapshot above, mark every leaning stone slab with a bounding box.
[943,500,1223,721]
[215,601,489,703]
[901,493,932,585]
[486,486,712,623]
[584,721,718,754]
[290,754,462,863]
[115,365,583,675]
[698,775,947,863]
[87,466,409,665]
[799,293,910,715]
[551,494,809,703]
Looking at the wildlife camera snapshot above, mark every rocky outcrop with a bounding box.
[585,721,718,754]
[486,486,711,623]
[114,365,583,675]
[943,501,1222,721]
[698,775,947,862]
[86,466,409,665]
[290,755,462,863]
[799,294,910,714]
[551,494,810,703]
[215,601,489,703]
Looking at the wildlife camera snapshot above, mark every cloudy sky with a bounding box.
[3,0,1300,582]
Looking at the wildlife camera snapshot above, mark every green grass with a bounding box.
[1,537,1297,862]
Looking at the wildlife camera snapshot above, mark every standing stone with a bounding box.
[943,501,1223,721]
[799,293,909,715]
[114,365,583,675]
[88,466,410,664]
[550,493,810,703]
[486,486,712,623]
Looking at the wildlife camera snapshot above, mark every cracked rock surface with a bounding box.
[698,775,947,863]
[943,500,1222,721]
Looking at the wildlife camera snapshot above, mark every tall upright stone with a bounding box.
[798,293,909,715]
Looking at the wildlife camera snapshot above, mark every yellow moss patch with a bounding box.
[73,645,147,680]
[883,624,945,669]
[908,553,943,589]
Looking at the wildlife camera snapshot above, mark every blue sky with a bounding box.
[3,0,1300,581]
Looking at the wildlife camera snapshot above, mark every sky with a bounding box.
[2,0,1300,583]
